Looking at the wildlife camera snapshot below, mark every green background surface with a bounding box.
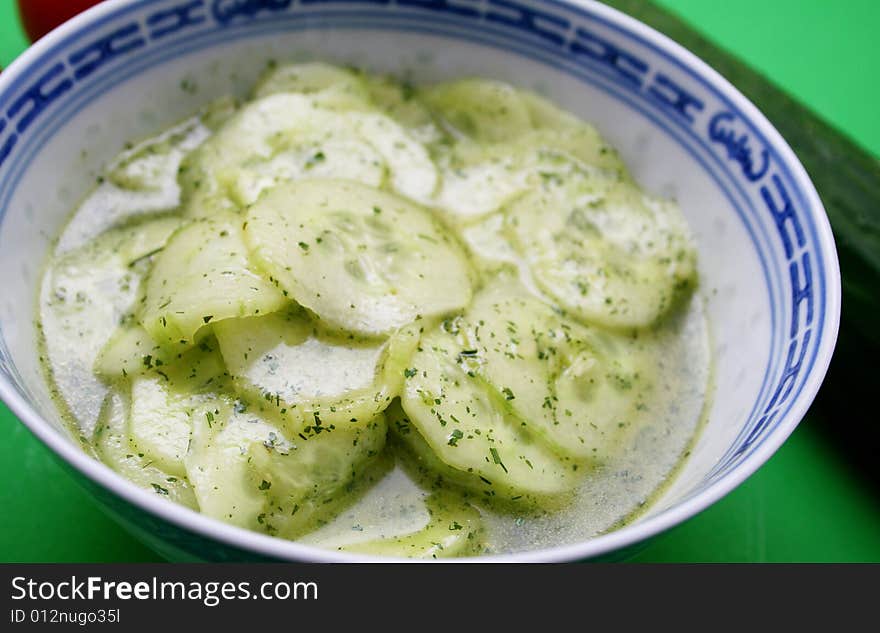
[0,0,878,562]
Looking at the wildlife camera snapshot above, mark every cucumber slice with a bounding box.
[179,91,436,213]
[213,308,419,433]
[300,465,484,557]
[365,75,443,145]
[128,342,227,478]
[229,136,386,208]
[423,78,533,143]
[245,415,388,538]
[108,118,210,192]
[431,128,624,221]
[521,128,627,177]
[228,110,437,207]
[459,213,522,279]
[117,340,258,529]
[461,277,650,460]
[139,212,287,352]
[244,179,472,337]
[423,80,627,220]
[506,178,697,328]
[252,62,372,110]
[422,80,626,181]
[520,90,626,167]
[187,403,387,534]
[460,212,515,262]
[432,140,530,220]
[184,395,269,529]
[351,112,438,203]
[388,401,516,503]
[129,376,196,478]
[398,325,577,501]
[179,93,324,216]
[94,322,174,380]
[94,390,197,509]
[519,91,627,172]
[115,215,183,265]
[338,492,483,558]
[39,215,182,431]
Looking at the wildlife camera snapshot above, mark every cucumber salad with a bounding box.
[39,63,711,558]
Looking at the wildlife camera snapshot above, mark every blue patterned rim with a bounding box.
[0,0,840,561]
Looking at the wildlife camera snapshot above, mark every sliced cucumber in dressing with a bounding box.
[179,90,436,213]
[138,212,287,352]
[250,65,439,201]
[461,277,651,461]
[94,390,198,509]
[129,376,195,478]
[338,492,483,558]
[114,333,393,534]
[95,322,174,380]
[107,118,210,192]
[460,213,521,274]
[398,326,578,501]
[213,308,419,434]
[520,92,627,173]
[244,179,472,337]
[388,401,528,505]
[179,93,325,215]
[423,79,627,220]
[245,415,387,538]
[300,465,485,557]
[39,215,182,432]
[396,274,653,493]
[423,78,533,143]
[506,178,697,328]
[45,67,707,558]
[186,404,387,535]
[252,62,372,109]
[128,342,227,478]
[431,129,623,221]
[432,140,530,220]
[229,137,386,208]
[366,75,443,145]
[184,395,267,530]
[352,112,438,203]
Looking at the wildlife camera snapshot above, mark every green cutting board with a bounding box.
[0,0,878,562]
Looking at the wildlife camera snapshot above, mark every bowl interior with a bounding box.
[0,0,838,560]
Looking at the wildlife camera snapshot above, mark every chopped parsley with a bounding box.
[489,447,508,473]
[305,151,326,169]
[447,429,464,446]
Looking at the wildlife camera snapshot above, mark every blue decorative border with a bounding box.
[0,0,827,504]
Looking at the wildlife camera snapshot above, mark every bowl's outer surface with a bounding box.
[0,0,840,561]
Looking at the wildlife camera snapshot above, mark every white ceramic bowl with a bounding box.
[0,0,840,561]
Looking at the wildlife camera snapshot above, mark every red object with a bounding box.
[17,0,105,42]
